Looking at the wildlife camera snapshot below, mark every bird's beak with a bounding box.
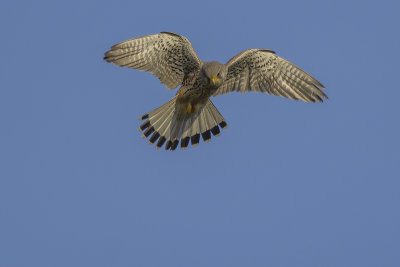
[210,77,218,85]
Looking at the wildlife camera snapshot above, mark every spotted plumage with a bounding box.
[104,32,327,150]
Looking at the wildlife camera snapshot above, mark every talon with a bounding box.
[185,103,193,113]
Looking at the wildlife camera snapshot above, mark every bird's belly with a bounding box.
[176,84,216,117]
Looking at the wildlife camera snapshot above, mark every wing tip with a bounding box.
[259,49,276,54]
[160,31,181,37]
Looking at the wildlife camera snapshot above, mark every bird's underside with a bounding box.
[104,31,327,150]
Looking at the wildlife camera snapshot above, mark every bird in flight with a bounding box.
[104,32,327,151]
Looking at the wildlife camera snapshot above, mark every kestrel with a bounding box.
[104,32,327,150]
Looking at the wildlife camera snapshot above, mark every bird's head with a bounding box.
[202,61,227,88]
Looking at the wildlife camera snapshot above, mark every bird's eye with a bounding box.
[217,73,221,77]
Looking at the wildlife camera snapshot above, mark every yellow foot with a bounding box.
[185,103,193,114]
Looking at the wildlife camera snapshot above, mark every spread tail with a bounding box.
[139,97,227,150]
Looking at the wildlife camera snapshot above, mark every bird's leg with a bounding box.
[174,100,195,120]
[185,103,193,114]
[186,101,206,114]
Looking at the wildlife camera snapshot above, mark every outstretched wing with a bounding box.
[104,32,201,90]
[214,49,327,102]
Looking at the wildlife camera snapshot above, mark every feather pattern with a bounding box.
[104,32,201,90]
[213,49,326,102]
[139,98,227,150]
[105,33,327,151]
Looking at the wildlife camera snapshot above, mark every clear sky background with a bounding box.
[1,0,399,266]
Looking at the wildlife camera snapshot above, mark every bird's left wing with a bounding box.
[104,32,201,90]
[214,49,327,102]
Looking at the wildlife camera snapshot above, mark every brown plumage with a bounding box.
[104,32,326,150]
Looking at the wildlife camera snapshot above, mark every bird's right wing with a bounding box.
[214,49,327,102]
[104,32,201,90]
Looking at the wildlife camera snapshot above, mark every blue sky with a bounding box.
[1,0,399,266]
